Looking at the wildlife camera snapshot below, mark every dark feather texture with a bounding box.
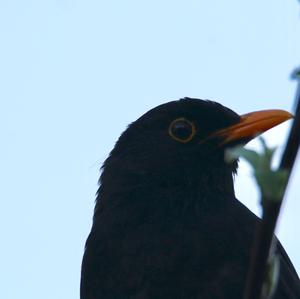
[81,98,300,299]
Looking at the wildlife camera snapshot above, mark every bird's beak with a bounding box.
[213,109,293,145]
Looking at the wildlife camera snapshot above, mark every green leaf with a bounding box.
[225,138,288,202]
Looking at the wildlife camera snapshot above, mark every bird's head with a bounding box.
[99,98,292,204]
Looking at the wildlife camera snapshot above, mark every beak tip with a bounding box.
[287,112,294,120]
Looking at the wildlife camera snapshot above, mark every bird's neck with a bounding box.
[94,158,236,221]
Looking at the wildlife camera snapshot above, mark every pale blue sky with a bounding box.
[0,1,300,298]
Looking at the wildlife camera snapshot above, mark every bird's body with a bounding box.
[81,98,300,299]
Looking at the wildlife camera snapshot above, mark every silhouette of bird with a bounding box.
[81,98,300,299]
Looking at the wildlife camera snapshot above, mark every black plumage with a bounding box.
[81,98,300,299]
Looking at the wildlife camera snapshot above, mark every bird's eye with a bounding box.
[168,118,196,143]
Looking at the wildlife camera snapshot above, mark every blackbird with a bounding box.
[81,98,300,299]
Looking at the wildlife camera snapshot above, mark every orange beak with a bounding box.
[213,109,293,145]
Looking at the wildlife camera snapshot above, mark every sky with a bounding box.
[0,1,300,298]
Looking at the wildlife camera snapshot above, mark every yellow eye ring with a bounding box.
[168,118,196,143]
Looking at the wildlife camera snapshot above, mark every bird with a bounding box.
[80,98,300,299]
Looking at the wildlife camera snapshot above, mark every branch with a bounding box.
[244,73,300,299]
